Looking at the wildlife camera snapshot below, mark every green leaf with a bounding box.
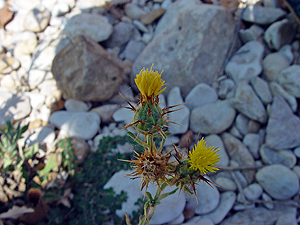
[23,144,39,159]
[38,154,57,176]
[126,131,149,148]
[159,187,178,201]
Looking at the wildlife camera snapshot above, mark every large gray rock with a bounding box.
[256,164,299,200]
[132,1,236,97]
[266,95,300,150]
[51,35,123,101]
[190,101,236,134]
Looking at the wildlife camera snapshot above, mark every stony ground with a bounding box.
[0,0,300,224]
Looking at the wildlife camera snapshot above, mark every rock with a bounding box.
[0,88,32,126]
[132,1,236,97]
[49,111,100,140]
[0,4,14,28]
[71,137,89,164]
[185,178,220,214]
[238,25,264,44]
[218,78,235,99]
[103,170,142,217]
[64,99,90,111]
[190,100,236,134]
[124,3,146,20]
[221,207,278,225]
[221,133,256,183]
[167,86,189,134]
[62,14,113,42]
[23,6,51,32]
[259,144,297,168]
[243,183,263,201]
[147,184,186,225]
[0,56,20,74]
[183,216,214,225]
[91,104,119,123]
[225,41,264,83]
[265,95,300,150]
[243,133,261,159]
[5,8,27,32]
[229,125,243,139]
[249,77,272,105]
[277,65,300,98]
[31,45,56,70]
[264,19,296,50]
[24,92,46,109]
[230,82,267,124]
[242,5,286,25]
[262,52,290,81]
[112,107,135,125]
[51,2,70,17]
[215,177,237,192]
[132,19,148,33]
[0,74,16,89]
[14,31,38,55]
[270,82,297,112]
[26,70,50,89]
[278,45,294,64]
[262,193,274,209]
[26,125,55,147]
[185,83,218,111]
[256,164,299,200]
[204,191,236,224]
[178,130,194,148]
[168,213,184,225]
[102,22,135,50]
[205,134,229,167]
[51,35,123,101]
[235,114,249,135]
[294,147,300,158]
[140,8,165,25]
[276,213,297,225]
[124,40,146,61]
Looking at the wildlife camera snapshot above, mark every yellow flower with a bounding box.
[135,64,166,102]
[188,137,220,174]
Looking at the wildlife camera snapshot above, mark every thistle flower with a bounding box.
[171,138,220,198]
[126,145,173,192]
[118,65,182,136]
[188,137,220,174]
[135,64,166,103]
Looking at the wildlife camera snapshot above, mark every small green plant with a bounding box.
[0,121,37,172]
[39,135,144,225]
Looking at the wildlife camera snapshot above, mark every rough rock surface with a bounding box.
[51,35,123,101]
[132,1,236,97]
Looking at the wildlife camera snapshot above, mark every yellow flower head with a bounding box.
[188,138,220,174]
[135,64,166,102]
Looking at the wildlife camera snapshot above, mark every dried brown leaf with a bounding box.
[0,206,34,220]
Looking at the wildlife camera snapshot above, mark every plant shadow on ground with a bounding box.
[38,135,145,225]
